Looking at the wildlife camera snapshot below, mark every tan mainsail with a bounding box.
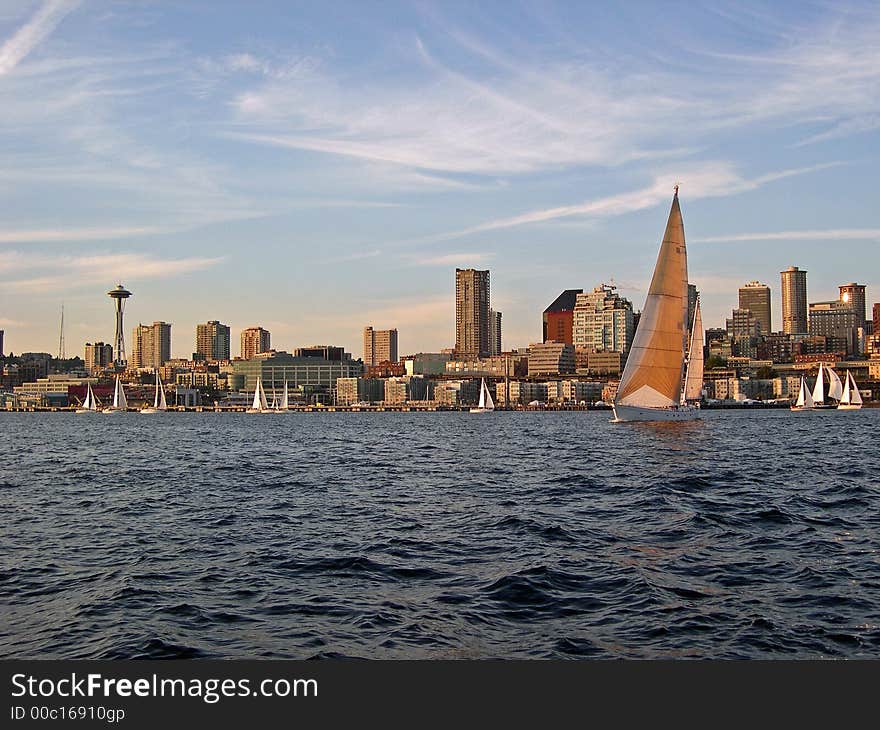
[616,191,689,408]
[684,297,704,402]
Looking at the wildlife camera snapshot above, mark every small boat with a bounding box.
[790,375,814,411]
[103,376,128,413]
[837,371,863,410]
[275,380,291,412]
[75,382,100,414]
[246,376,271,413]
[470,377,495,413]
[140,372,168,413]
[612,187,700,422]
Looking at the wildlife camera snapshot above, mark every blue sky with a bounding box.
[1,0,878,358]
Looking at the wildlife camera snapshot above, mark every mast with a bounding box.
[683,296,704,403]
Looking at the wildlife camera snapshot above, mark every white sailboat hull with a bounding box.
[140,407,160,413]
[75,408,98,414]
[837,404,862,410]
[469,407,493,413]
[611,403,700,422]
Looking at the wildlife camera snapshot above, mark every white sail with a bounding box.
[280,380,289,410]
[826,367,843,401]
[846,372,862,405]
[683,297,704,402]
[616,192,689,409]
[251,377,263,410]
[259,379,269,410]
[112,376,127,410]
[483,379,495,410]
[269,390,277,410]
[795,376,814,408]
[477,378,486,408]
[158,375,168,410]
[83,383,94,410]
[811,365,825,404]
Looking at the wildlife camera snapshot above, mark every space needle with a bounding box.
[108,283,132,369]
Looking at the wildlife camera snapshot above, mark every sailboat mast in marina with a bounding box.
[838,371,863,410]
[140,372,168,413]
[247,376,270,413]
[75,382,99,413]
[469,377,495,413]
[790,375,815,411]
[612,187,699,422]
[103,375,128,413]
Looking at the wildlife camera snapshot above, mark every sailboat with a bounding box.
[470,377,495,413]
[140,372,168,413]
[612,187,699,422]
[811,363,843,409]
[275,379,290,412]
[683,296,705,405]
[75,382,100,414]
[246,376,271,413]
[838,371,863,410]
[790,375,815,411]
[103,375,128,413]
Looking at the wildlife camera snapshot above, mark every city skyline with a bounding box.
[1,1,879,355]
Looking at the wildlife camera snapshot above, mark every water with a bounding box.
[1,409,879,659]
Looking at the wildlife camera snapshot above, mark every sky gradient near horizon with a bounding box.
[1,0,878,358]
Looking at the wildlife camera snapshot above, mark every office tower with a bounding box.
[726,308,761,358]
[195,321,231,361]
[0,329,4,357]
[572,284,635,354]
[455,268,490,357]
[687,283,699,333]
[874,302,880,335]
[488,309,502,356]
[780,266,807,335]
[738,281,771,336]
[107,283,132,368]
[130,322,171,369]
[363,326,399,367]
[543,290,582,344]
[84,342,113,373]
[241,327,271,360]
[809,301,859,355]
[838,283,866,331]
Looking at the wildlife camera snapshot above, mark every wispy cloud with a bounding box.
[696,229,880,243]
[0,0,79,75]
[0,225,168,244]
[409,252,494,267]
[425,161,840,241]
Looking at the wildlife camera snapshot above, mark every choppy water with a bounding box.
[1,409,879,659]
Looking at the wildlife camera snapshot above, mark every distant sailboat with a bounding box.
[612,188,699,422]
[247,376,271,413]
[470,377,495,413]
[811,363,842,409]
[75,382,99,414]
[140,372,168,413]
[103,376,128,413]
[683,296,705,404]
[838,371,863,410]
[790,376,815,411]
[275,379,290,412]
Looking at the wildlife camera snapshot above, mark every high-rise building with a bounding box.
[363,326,398,367]
[455,268,490,357]
[838,283,866,331]
[738,281,771,336]
[874,302,880,335]
[809,300,859,355]
[572,285,634,354]
[196,321,231,361]
[687,284,699,333]
[84,342,113,373]
[781,266,807,335]
[0,329,4,357]
[131,322,171,369]
[528,342,576,376]
[241,327,271,360]
[488,309,502,356]
[543,289,582,344]
[726,308,761,358]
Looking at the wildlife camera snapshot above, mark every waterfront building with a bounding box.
[382,375,431,404]
[839,283,867,332]
[781,266,808,335]
[84,342,113,373]
[739,281,772,336]
[336,377,385,405]
[232,350,362,394]
[809,300,859,355]
[726,308,761,358]
[559,380,604,404]
[13,374,97,407]
[295,345,347,361]
[455,268,491,357]
[403,352,451,376]
[576,350,623,376]
[488,310,502,356]
[528,342,576,376]
[445,353,527,378]
[503,381,548,405]
[241,327,271,360]
[363,326,398,367]
[365,361,405,377]
[572,285,634,354]
[543,289,582,345]
[131,321,171,369]
[196,321,231,361]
